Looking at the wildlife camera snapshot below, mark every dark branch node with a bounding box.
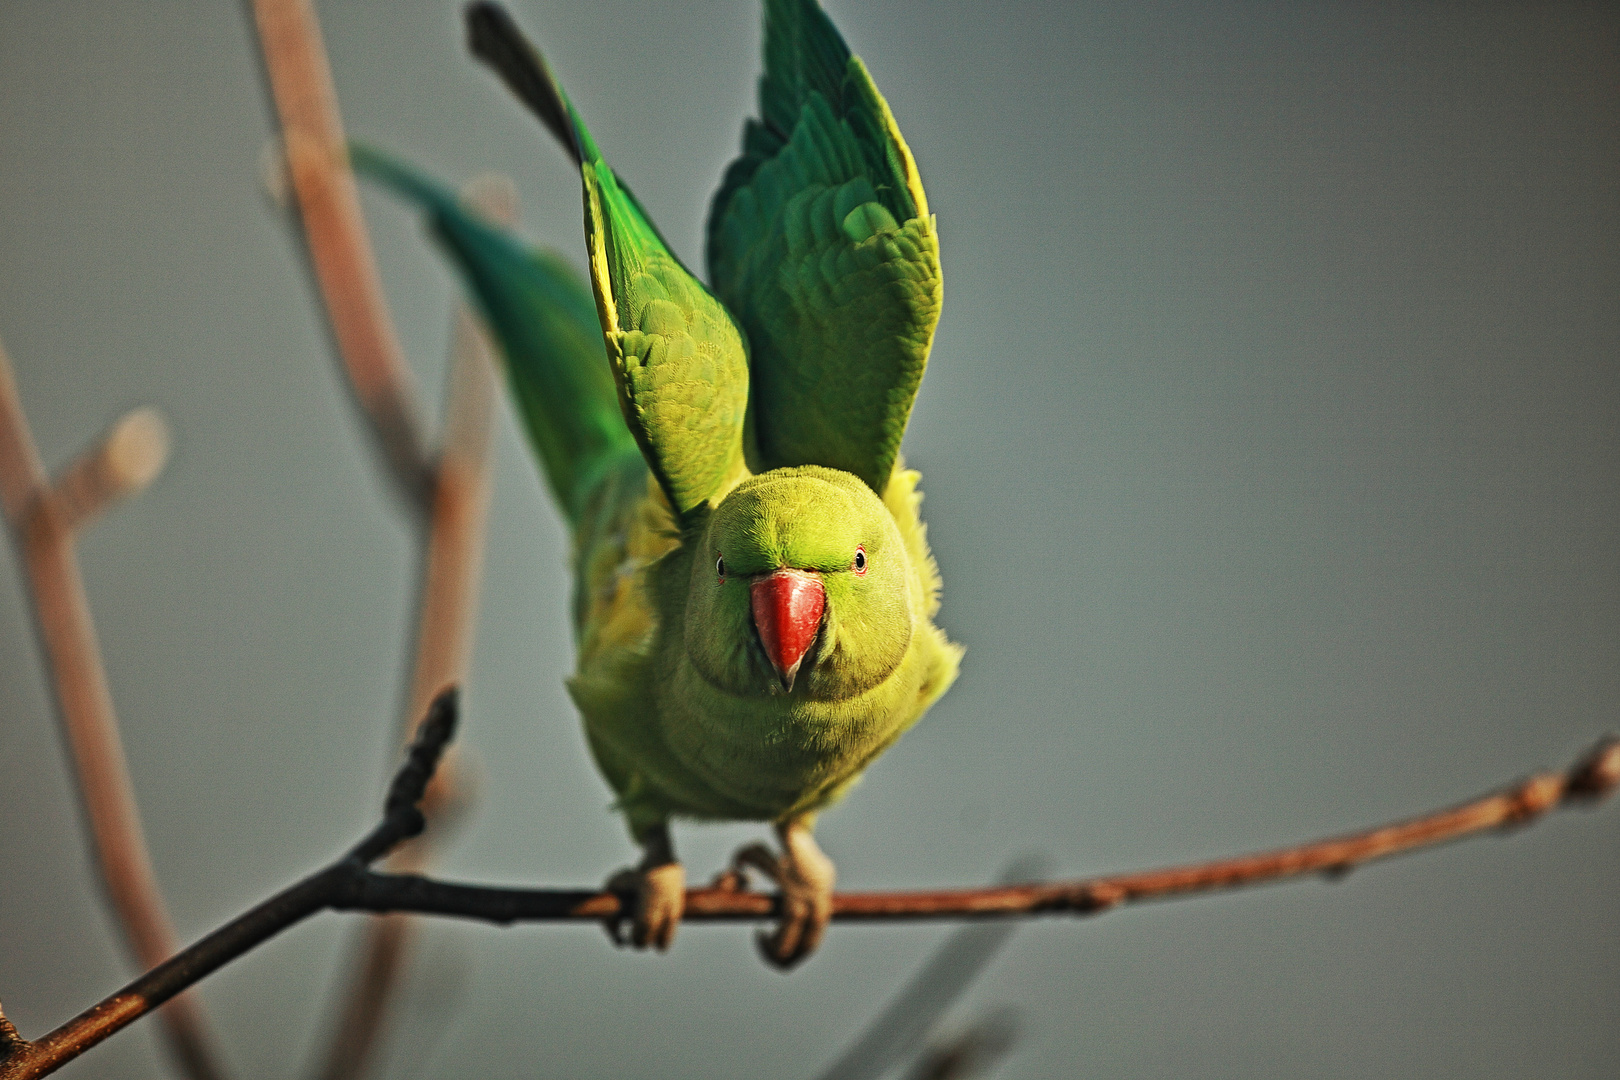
[0,1007,27,1062]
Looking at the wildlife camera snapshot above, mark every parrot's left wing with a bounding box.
[467,2,750,518]
[706,0,942,495]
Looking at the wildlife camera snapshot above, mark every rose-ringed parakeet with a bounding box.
[355,0,959,967]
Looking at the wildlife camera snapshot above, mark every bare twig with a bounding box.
[249,0,432,508]
[3,720,1612,1080]
[323,735,1620,926]
[0,339,228,1080]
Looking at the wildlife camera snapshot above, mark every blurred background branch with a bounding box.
[249,3,508,1076]
[899,1009,1020,1080]
[0,339,229,1080]
[248,0,432,509]
[813,857,1042,1080]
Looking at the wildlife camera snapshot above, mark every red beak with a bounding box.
[750,570,826,692]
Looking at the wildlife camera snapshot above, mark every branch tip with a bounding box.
[103,408,171,492]
[387,687,459,811]
[349,687,461,866]
[48,407,171,533]
[1565,736,1620,803]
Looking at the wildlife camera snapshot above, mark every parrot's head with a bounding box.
[683,466,914,700]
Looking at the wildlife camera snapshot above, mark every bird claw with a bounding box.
[601,860,684,952]
[727,841,782,889]
[728,826,834,971]
[602,867,638,947]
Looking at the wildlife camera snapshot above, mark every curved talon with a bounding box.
[601,867,640,947]
[729,842,784,889]
[729,821,835,970]
[602,827,685,952]
[600,861,685,950]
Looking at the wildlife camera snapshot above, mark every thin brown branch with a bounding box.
[821,736,1620,919]
[3,716,1611,1080]
[249,0,432,508]
[399,172,513,759]
[324,735,1620,925]
[403,306,500,741]
[0,339,228,1080]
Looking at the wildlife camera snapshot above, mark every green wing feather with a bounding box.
[468,3,750,517]
[706,0,942,494]
[348,142,636,524]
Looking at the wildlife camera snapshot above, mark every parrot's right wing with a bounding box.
[706,0,942,495]
[467,2,750,518]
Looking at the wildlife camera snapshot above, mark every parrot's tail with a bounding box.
[350,142,638,525]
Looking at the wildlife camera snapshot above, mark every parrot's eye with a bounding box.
[716,555,726,581]
[852,546,867,575]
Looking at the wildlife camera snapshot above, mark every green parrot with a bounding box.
[354,0,959,967]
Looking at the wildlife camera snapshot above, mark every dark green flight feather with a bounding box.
[348,142,634,524]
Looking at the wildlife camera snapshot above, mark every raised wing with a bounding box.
[707,0,941,494]
[467,2,750,517]
[348,143,636,524]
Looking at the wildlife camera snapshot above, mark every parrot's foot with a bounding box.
[727,818,835,970]
[604,825,685,951]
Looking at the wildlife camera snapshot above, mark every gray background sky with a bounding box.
[1,2,1616,1077]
